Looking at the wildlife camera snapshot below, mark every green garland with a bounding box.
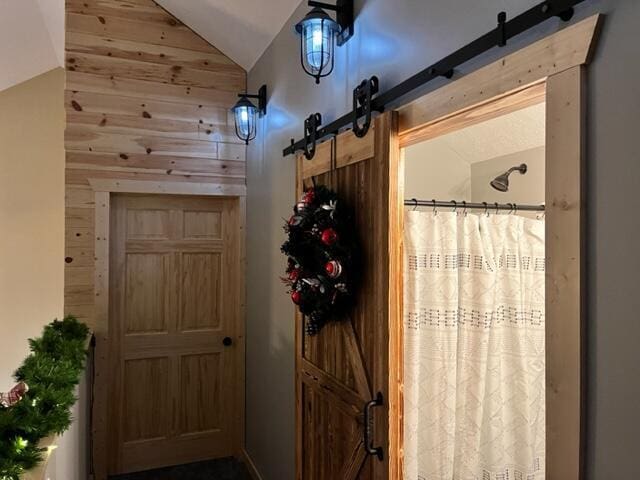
[0,316,90,480]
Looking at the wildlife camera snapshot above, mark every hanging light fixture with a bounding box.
[231,85,267,145]
[295,0,354,84]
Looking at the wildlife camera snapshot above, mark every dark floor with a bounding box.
[109,457,252,480]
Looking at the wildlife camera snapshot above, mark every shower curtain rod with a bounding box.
[404,199,545,212]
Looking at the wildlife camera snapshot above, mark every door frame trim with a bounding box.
[89,179,246,480]
[390,15,601,480]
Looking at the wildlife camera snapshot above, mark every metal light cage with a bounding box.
[296,7,340,84]
[231,85,267,145]
[284,0,579,157]
[232,96,258,145]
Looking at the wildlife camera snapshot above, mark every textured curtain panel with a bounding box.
[403,211,546,480]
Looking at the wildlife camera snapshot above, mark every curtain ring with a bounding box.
[483,202,488,216]
[451,200,457,214]
[508,203,514,215]
[513,203,518,215]
[411,198,418,211]
[432,199,438,215]
[494,202,499,215]
[461,200,467,216]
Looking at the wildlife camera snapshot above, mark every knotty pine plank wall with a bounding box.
[64,0,246,327]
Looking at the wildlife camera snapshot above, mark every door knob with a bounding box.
[223,337,233,347]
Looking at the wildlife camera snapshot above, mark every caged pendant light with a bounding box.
[231,85,267,145]
[295,1,354,84]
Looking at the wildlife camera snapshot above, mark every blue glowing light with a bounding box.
[296,8,340,83]
[302,18,333,72]
[232,98,258,144]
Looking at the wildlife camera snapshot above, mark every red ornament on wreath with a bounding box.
[325,260,343,279]
[320,228,338,245]
[288,269,300,282]
[291,290,301,304]
[302,189,315,204]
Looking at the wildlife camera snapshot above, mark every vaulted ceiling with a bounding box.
[0,0,65,92]
[0,0,300,92]
[155,0,302,70]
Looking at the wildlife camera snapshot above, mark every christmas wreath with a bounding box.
[281,185,358,335]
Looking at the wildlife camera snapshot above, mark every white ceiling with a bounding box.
[156,0,302,70]
[406,103,546,165]
[0,0,64,92]
[0,0,299,92]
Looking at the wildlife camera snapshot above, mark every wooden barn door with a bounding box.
[108,194,241,475]
[295,112,401,480]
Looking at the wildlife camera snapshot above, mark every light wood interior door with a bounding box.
[295,112,400,479]
[108,194,241,475]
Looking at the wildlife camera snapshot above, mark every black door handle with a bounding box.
[363,392,384,461]
[223,337,233,347]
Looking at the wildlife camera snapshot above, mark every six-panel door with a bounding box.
[108,195,240,475]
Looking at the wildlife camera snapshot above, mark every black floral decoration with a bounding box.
[281,185,358,335]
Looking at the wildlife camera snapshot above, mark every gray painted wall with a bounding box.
[246,0,640,478]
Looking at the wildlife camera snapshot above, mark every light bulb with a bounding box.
[312,25,323,50]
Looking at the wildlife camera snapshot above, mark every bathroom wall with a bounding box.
[403,144,471,202]
[246,1,640,478]
[470,146,545,205]
[404,100,545,207]
[404,144,544,210]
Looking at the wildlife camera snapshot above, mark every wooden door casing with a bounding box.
[108,194,240,474]
[296,112,399,480]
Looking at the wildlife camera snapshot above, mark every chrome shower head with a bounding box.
[490,163,527,192]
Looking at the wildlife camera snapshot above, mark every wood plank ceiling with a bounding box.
[64,0,247,326]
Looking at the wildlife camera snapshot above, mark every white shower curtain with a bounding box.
[403,211,546,480]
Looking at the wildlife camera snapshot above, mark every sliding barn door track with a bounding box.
[283,0,584,158]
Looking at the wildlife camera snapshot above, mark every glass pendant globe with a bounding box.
[296,7,340,83]
[232,97,258,144]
